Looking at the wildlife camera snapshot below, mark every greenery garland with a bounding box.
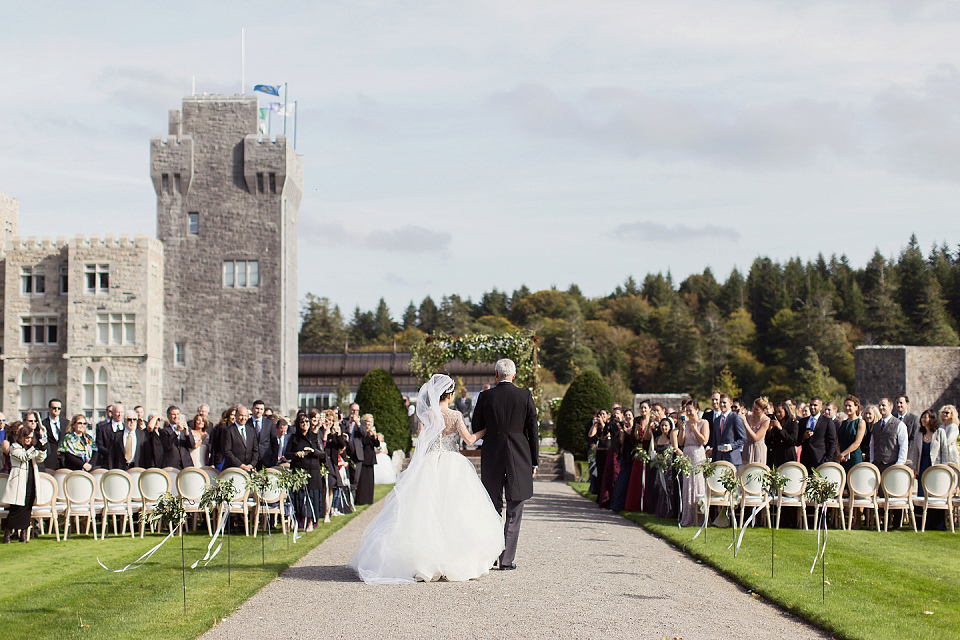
[143,492,186,530]
[276,467,310,493]
[198,478,239,512]
[409,331,541,404]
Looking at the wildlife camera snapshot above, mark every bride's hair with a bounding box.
[439,383,456,403]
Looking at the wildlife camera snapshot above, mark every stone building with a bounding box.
[855,345,960,411]
[0,93,301,421]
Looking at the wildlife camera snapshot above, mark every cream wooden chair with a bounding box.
[844,462,881,531]
[949,463,960,528]
[738,462,772,528]
[878,464,917,532]
[63,471,98,540]
[704,460,738,528]
[218,468,253,536]
[31,472,61,541]
[138,468,173,537]
[913,465,956,532]
[774,462,807,530]
[100,470,135,538]
[815,462,847,530]
[253,468,288,537]
[0,474,8,521]
[177,467,213,535]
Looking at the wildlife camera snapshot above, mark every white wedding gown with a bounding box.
[349,409,504,583]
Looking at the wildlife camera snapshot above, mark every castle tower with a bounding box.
[151,95,302,413]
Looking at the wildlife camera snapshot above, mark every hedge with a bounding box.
[555,370,612,458]
[353,368,412,453]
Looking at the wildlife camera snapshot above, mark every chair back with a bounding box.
[166,469,181,498]
[139,468,172,502]
[91,468,107,500]
[219,468,250,498]
[128,469,144,500]
[64,471,97,505]
[847,462,880,498]
[54,469,71,501]
[880,465,914,500]
[739,462,769,497]
[776,462,807,497]
[0,473,8,505]
[177,468,209,502]
[816,462,846,500]
[920,465,955,500]
[705,460,737,496]
[259,469,284,503]
[100,470,133,504]
[34,472,58,507]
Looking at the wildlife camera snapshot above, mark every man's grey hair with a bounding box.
[124,410,138,420]
[495,358,517,379]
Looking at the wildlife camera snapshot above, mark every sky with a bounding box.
[2,1,960,317]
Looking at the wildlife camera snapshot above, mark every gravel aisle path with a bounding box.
[202,482,827,639]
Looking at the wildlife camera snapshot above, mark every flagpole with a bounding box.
[283,83,288,135]
[241,28,246,94]
[294,100,298,149]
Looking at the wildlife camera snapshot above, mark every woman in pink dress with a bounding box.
[743,397,771,465]
[679,401,709,526]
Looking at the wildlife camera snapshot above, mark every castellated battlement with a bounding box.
[6,236,68,252]
[243,134,293,195]
[150,135,195,196]
[68,234,162,251]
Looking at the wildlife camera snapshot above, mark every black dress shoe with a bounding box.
[499,563,517,571]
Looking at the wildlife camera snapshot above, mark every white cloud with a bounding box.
[610,221,740,243]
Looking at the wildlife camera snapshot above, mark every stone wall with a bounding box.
[854,345,960,412]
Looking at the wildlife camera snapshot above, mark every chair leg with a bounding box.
[950,507,956,534]
[872,504,880,532]
[101,510,108,539]
[140,512,146,538]
[883,504,889,532]
[53,514,60,542]
[922,504,928,532]
[909,506,917,532]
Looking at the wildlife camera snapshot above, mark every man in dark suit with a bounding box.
[799,396,838,471]
[259,418,290,469]
[472,358,539,571]
[894,395,920,446]
[158,405,195,469]
[703,390,721,457]
[249,400,276,463]
[40,398,65,471]
[712,393,747,466]
[341,403,364,497]
[221,405,258,471]
[112,410,149,470]
[95,404,124,469]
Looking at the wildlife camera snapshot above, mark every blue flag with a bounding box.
[254,84,280,96]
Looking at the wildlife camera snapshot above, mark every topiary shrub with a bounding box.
[555,370,612,458]
[354,368,412,453]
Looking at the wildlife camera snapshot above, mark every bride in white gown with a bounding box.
[349,374,505,584]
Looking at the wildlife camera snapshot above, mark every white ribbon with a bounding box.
[675,471,684,529]
[682,496,709,550]
[735,496,771,556]
[725,495,739,550]
[810,504,828,573]
[190,503,229,569]
[98,529,176,573]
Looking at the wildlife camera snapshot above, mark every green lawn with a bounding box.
[0,484,391,640]
[569,482,960,640]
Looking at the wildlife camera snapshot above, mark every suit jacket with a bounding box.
[702,409,718,453]
[898,413,920,446]
[248,416,276,459]
[158,423,195,469]
[472,381,539,503]
[259,431,291,469]
[111,428,149,470]
[221,422,259,469]
[39,417,65,471]
[94,419,122,468]
[342,418,364,463]
[713,411,747,466]
[799,414,838,470]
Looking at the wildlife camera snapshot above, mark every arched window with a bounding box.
[82,366,109,422]
[18,366,59,419]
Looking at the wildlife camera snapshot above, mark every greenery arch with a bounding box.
[409,331,541,406]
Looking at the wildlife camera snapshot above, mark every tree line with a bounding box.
[299,235,960,403]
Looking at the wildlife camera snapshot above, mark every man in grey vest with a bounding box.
[871,397,909,527]
[893,394,920,447]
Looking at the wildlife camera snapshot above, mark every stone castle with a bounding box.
[0,94,302,422]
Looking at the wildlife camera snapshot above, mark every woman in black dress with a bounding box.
[765,401,799,468]
[354,414,379,506]
[2,425,47,543]
[650,418,680,519]
[285,412,327,532]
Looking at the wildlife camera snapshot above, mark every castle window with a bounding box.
[19,367,59,419]
[269,173,277,193]
[162,173,170,193]
[97,313,136,345]
[82,366,108,422]
[174,342,186,366]
[85,264,109,294]
[188,212,199,235]
[257,172,265,194]
[21,315,58,345]
[21,266,45,295]
[174,173,182,193]
[59,265,68,295]
[223,260,260,288]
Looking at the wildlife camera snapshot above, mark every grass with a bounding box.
[0,484,392,640]
[569,482,960,640]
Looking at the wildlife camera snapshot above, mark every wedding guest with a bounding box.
[325,419,351,515]
[354,414,379,506]
[623,401,652,512]
[860,404,879,463]
[937,405,960,464]
[286,413,326,532]
[894,394,920,446]
[870,398,907,473]
[743,397,771,465]
[0,413,9,472]
[907,410,949,529]
[158,405,195,469]
[58,415,96,471]
[610,409,636,511]
[799,397,837,472]
[373,428,397,484]
[112,410,149,470]
[598,407,623,508]
[586,410,606,495]
[679,402,709,526]
[836,395,866,472]
[650,417,679,519]
[1,425,47,543]
[143,414,165,467]
[190,413,210,467]
[765,401,799,467]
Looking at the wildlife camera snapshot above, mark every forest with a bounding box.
[299,235,960,404]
